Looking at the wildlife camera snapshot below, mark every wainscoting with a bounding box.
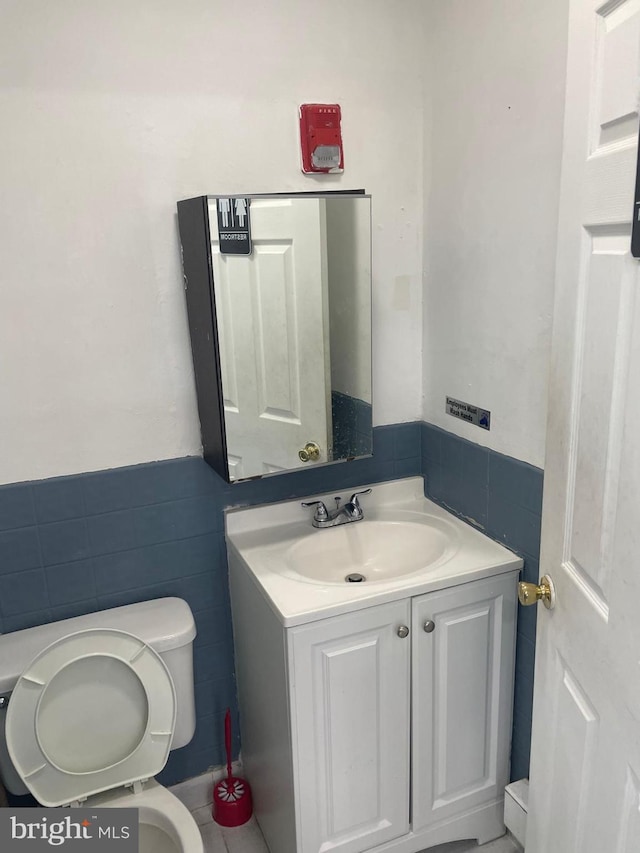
[0,421,540,784]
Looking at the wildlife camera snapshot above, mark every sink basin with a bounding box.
[282,513,459,584]
[225,476,523,626]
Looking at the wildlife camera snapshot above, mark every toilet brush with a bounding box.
[212,708,253,826]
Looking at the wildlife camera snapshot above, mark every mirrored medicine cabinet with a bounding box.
[177,191,373,483]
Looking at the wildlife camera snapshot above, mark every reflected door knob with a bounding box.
[298,442,321,463]
[518,575,556,610]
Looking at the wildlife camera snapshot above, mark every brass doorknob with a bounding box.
[518,575,555,610]
[298,442,320,463]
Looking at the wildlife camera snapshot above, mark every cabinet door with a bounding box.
[289,599,411,853]
[412,573,517,831]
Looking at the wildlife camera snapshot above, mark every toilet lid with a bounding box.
[6,628,176,807]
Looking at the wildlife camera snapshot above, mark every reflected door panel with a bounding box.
[210,197,331,480]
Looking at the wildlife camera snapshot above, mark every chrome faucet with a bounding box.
[301,489,371,529]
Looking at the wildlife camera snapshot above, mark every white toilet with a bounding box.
[0,597,204,853]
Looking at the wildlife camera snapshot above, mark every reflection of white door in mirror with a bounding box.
[177,191,371,483]
[209,198,331,481]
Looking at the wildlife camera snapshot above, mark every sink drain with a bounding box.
[345,573,366,583]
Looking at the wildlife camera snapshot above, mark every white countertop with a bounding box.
[225,477,523,627]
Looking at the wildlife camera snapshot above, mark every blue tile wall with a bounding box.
[0,423,419,787]
[421,422,543,782]
[0,421,538,786]
[331,391,373,459]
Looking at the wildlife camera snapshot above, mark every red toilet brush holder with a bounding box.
[212,709,253,827]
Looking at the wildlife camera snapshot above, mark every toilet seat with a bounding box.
[6,628,176,807]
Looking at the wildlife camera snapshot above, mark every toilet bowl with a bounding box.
[87,779,203,853]
[0,598,204,853]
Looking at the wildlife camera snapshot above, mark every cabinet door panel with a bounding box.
[412,574,517,831]
[289,600,411,853]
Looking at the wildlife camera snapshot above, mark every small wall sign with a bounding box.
[446,396,491,430]
[216,198,252,255]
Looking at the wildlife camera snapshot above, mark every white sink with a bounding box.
[282,511,459,584]
[225,477,523,626]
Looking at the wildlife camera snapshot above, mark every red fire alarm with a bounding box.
[299,104,344,174]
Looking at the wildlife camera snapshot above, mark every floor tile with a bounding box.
[194,809,519,853]
[172,772,214,812]
[193,810,269,853]
[192,805,215,827]
[478,836,521,852]
[198,818,228,853]
[220,817,270,853]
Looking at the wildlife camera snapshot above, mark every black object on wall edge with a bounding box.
[631,128,640,258]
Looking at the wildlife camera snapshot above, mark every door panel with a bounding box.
[617,767,640,852]
[566,236,632,609]
[543,653,599,853]
[528,0,640,849]
[289,600,410,853]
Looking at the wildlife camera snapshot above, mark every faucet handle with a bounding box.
[346,489,371,520]
[349,488,372,508]
[301,500,329,521]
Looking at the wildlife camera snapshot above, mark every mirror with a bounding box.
[177,192,372,483]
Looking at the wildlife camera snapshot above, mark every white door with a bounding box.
[527,1,640,850]
[210,197,331,481]
[289,600,411,853]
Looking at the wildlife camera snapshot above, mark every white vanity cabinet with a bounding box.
[290,598,412,853]
[411,574,517,837]
[230,559,518,853]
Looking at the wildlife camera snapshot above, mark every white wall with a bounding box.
[0,0,426,485]
[423,0,569,468]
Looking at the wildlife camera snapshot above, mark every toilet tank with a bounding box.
[0,598,197,794]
